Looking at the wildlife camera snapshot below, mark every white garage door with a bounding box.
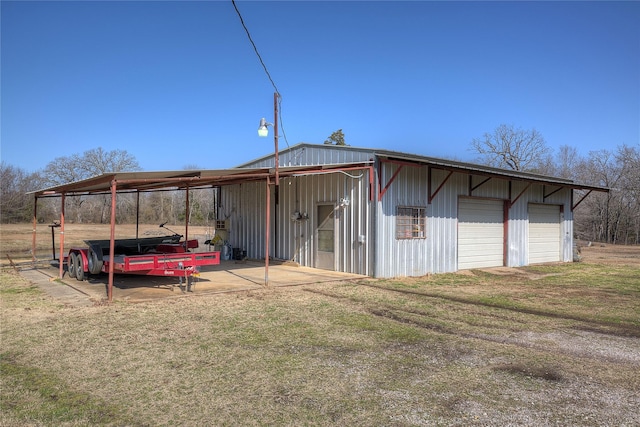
[528,204,561,264]
[458,198,504,270]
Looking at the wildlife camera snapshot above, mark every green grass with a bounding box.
[0,353,140,426]
[2,257,639,426]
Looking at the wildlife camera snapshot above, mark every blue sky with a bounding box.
[2,1,639,173]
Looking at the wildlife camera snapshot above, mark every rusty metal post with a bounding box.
[135,190,140,239]
[58,193,65,279]
[265,176,270,286]
[31,194,38,262]
[185,185,190,243]
[108,180,117,302]
[273,92,280,258]
[50,224,57,260]
[273,92,279,187]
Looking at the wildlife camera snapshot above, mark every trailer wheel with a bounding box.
[75,253,85,281]
[88,249,103,275]
[68,252,77,278]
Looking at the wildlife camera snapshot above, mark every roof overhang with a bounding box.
[375,151,609,193]
[30,162,375,198]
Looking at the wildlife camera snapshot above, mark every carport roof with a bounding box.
[31,162,374,197]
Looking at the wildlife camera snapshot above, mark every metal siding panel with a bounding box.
[470,177,509,199]
[376,163,431,277]
[222,171,372,276]
[428,170,458,275]
[244,145,375,168]
[221,183,266,260]
[233,149,576,276]
[277,170,371,275]
[507,182,530,267]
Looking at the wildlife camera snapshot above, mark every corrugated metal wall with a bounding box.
[376,164,463,277]
[241,145,375,168]
[219,182,268,260]
[228,144,575,278]
[376,161,574,277]
[507,184,573,266]
[221,169,374,276]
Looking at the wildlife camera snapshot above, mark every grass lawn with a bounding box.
[1,246,639,426]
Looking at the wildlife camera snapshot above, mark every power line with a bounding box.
[231,0,289,148]
[231,0,279,95]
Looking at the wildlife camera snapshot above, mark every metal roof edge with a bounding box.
[236,142,608,192]
[373,150,608,192]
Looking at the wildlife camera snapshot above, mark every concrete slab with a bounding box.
[18,268,95,307]
[19,260,366,304]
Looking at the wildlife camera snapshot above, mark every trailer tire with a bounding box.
[88,249,103,275]
[75,253,85,281]
[68,252,77,278]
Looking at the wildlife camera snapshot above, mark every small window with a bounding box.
[396,206,426,239]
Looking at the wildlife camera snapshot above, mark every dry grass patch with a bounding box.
[1,242,639,426]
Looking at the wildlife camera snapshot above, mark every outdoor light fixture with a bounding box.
[257,118,271,137]
[257,92,281,187]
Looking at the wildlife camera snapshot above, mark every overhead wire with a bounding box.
[231,0,289,148]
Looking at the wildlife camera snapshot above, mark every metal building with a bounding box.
[222,143,607,278]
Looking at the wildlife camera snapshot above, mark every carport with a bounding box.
[32,259,364,304]
[31,162,374,302]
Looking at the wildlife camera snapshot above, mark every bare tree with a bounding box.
[42,148,141,223]
[615,144,640,244]
[470,124,550,171]
[554,145,581,179]
[0,162,47,223]
[572,146,640,244]
[43,148,140,186]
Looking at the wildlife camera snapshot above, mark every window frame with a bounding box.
[396,206,427,239]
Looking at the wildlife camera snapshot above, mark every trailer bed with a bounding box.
[107,251,220,276]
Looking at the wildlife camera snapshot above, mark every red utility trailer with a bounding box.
[65,231,220,291]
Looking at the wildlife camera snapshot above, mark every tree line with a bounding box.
[1,130,639,244]
[471,125,639,245]
[0,147,218,228]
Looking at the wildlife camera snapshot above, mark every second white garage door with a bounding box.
[458,198,504,270]
[528,204,561,264]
